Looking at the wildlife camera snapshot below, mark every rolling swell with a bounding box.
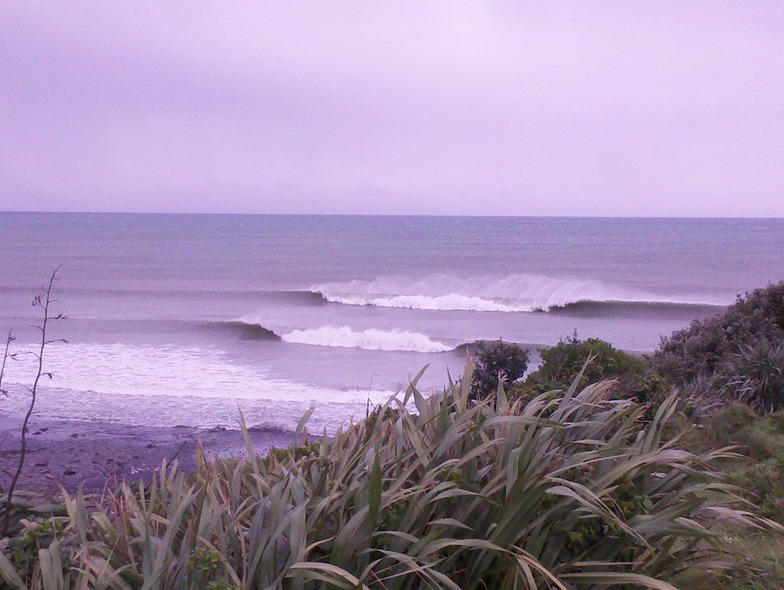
[452,339,545,356]
[279,290,328,305]
[203,320,459,353]
[309,273,729,314]
[215,321,281,341]
[183,320,555,354]
[185,320,281,342]
[550,299,726,318]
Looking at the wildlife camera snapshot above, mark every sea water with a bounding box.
[1,213,782,433]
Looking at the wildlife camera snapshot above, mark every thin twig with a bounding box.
[168,441,187,464]
[0,329,14,397]
[2,267,62,537]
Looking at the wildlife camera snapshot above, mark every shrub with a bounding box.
[513,335,668,412]
[653,281,784,386]
[470,339,529,400]
[737,457,784,522]
[526,334,647,388]
[713,531,784,590]
[691,407,784,524]
[718,339,784,413]
[703,403,760,455]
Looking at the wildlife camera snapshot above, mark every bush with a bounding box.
[737,457,784,522]
[703,403,760,455]
[653,281,784,386]
[719,408,784,524]
[713,531,784,590]
[528,334,646,385]
[685,406,784,524]
[513,335,667,412]
[470,339,529,400]
[719,339,784,413]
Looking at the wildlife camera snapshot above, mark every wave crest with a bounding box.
[219,320,281,340]
[312,274,726,313]
[323,293,524,313]
[281,326,452,353]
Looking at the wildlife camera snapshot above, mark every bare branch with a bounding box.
[0,330,14,398]
[2,266,63,537]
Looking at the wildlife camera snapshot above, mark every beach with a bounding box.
[0,416,296,498]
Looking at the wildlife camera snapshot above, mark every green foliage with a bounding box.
[1,365,777,589]
[527,334,646,386]
[703,403,759,453]
[513,335,668,416]
[704,408,784,524]
[190,547,223,573]
[653,281,784,386]
[738,458,784,522]
[683,405,784,528]
[470,339,530,399]
[650,282,784,415]
[710,531,784,590]
[718,339,784,413]
[702,410,784,589]
[0,490,66,540]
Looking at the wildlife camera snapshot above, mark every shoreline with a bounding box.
[0,415,298,498]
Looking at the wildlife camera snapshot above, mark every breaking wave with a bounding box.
[206,320,282,341]
[311,274,727,313]
[280,326,452,353]
[217,319,454,353]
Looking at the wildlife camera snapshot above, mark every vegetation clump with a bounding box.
[1,365,777,589]
[483,334,670,417]
[699,405,784,524]
[653,282,784,412]
[470,339,530,399]
[522,333,654,393]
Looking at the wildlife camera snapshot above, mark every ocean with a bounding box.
[1,213,782,434]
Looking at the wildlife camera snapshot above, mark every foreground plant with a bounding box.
[1,363,779,589]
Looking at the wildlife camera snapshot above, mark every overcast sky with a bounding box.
[2,2,782,216]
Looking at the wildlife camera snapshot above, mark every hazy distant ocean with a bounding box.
[1,213,782,434]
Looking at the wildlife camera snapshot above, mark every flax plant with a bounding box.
[1,363,777,589]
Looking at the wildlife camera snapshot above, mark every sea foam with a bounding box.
[281,326,452,353]
[1,342,396,433]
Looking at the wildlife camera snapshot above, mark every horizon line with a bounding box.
[1,209,784,221]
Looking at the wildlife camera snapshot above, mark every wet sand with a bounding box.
[0,416,297,498]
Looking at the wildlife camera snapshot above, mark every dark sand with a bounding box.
[0,416,297,498]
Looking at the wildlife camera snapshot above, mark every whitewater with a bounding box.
[312,273,727,313]
[1,213,782,434]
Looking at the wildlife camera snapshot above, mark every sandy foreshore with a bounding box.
[0,416,298,498]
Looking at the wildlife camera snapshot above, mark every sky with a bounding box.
[1,2,783,217]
